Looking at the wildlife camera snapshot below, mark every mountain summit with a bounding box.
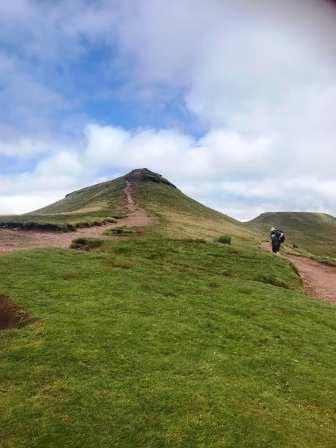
[125,168,176,188]
[35,168,176,217]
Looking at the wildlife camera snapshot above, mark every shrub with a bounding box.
[217,235,232,245]
[0,221,74,232]
[70,238,104,251]
[76,221,91,228]
[104,227,135,237]
[104,217,117,224]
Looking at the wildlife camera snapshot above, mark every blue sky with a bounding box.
[1,0,336,219]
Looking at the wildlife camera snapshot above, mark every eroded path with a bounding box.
[261,242,336,304]
[124,181,136,212]
[0,182,152,253]
[287,255,336,303]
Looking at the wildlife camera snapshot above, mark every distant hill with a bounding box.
[248,212,336,258]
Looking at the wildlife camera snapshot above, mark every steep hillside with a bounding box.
[0,176,127,230]
[35,177,126,217]
[248,212,336,258]
[133,170,255,240]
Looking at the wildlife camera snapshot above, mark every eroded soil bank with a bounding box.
[0,295,36,330]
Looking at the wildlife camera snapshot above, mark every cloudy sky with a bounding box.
[1,0,336,220]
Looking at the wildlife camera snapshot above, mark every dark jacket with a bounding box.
[271,229,285,253]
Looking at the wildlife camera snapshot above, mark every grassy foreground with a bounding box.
[1,236,336,447]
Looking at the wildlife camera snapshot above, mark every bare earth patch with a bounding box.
[0,183,154,254]
[0,295,36,330]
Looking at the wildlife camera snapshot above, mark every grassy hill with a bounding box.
[35,176,127,217]
[2,236,336,447]
[0,176,127,230]
[248,212,336,259]
[2,170,336,446]
[0,169,255,240]
[135,171,255,241]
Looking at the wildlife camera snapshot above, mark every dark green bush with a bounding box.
[70,238,104,251]
[104,217,117,224]
[0,221,74,232]
[104,227,135,237]
[217,235,232,245]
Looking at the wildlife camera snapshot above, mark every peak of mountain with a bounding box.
[125,168,176,188]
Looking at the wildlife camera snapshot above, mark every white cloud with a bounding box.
[0,194,60,215]
[1,0,336,220]
[0,138,51,158]
[3,120,336,220]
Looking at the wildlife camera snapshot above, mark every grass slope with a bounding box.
[35,177,126,216]
[0,177,127,229]
[0,168,258,241]
[1,236,336,447]
[137,180,256,241]
[248,212,336,259]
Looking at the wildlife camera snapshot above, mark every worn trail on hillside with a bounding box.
[122,181,153,227]
[262,242,336,304]
[0,182,152,253]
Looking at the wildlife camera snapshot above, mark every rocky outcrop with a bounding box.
[125,168,176,188]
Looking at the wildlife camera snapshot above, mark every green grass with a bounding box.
[0,214,118,232]
[0,177,127,229]
[311,255,336,267]
[1,237,336,447]
[137,181,257,241]
[35,177,126,216]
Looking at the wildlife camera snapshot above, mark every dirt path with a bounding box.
[261,242,336,303]
[124,181,136,212]
[0,182,152,254]
[286,255,336,303]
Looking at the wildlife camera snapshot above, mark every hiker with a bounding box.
[270,227,285,253]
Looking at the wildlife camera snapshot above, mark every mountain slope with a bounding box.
[3,172,336,445]
[248,212,336,258]
[35,176,126,217]
[0,168,255,240]
[134,170,254,240]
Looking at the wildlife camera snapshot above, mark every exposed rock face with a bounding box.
[125,168,176,188]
